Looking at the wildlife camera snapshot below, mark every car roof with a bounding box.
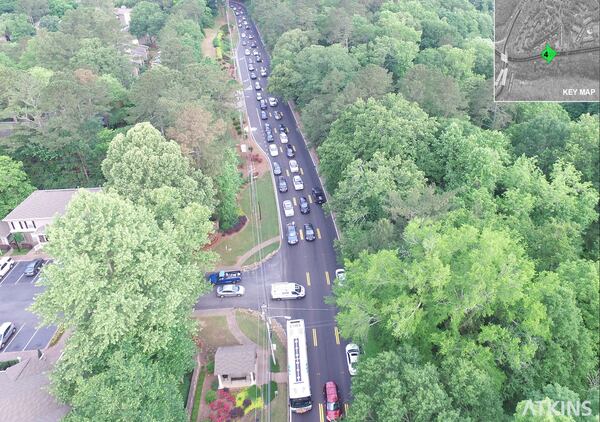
[325,381,338,397]
[0,321,12,331]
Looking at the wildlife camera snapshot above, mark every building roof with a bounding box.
[0,356,69,421]
[3,188,101,221]
[214,345,257,375]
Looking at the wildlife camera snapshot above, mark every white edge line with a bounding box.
[22,326,42,351]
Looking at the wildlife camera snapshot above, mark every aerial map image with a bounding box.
[495,0,600,101]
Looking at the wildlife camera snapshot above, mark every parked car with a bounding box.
[279,132,288,143]
[293,175,304,190]
[260,67,268,77]
[269,144,279,156]
[286,222,299,245]
[345,343,359,376]
[323,381,342,421]
[273,110,283,120]
[250,72,257,79]
[278,176,288,193]
[0,322,16,350]
[312,187,326,204]
[0,257,15,279]
[24,259,44,277]
[260,99,268,110]
[273,162,282,175]
[286,144,295,158]
[304,223,315,241]
[261,110,268,120]
[283,200,294,217]
[254,81,261,90]
[335,269,346,282]
[268,97,278,107]
[207,270,242,285]
[248,63,255,71]
[216,284,245,298]
[289,159,299,173]
[299,196,310,214]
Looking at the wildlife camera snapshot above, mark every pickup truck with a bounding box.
[207,270,242,285]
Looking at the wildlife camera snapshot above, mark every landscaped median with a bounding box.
[212,173,280,267]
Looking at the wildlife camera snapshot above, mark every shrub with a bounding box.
[206,360,215,374]
[0,359,19,371]
[245,384,261,400]
[205,389,217,404]
[229,407,244,418]
[242,398,252,408]
[211,378,219,390]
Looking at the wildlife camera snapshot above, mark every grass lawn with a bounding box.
[190,368,206,422]
[9,248,31,256]
[268,383,287,422]
[196,315,241,352]
[242,241,280,266]
[235,310,287,371]
[213,173,279,266]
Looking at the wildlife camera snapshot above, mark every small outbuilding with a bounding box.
[214,344,257,389]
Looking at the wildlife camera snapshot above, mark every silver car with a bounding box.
[0,322,16,350]
[216,284,245,298]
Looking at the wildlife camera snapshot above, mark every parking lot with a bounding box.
[0,259,56,353]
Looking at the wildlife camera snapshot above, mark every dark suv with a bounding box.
[299,196,310,214]
[278,176,288,193]
[286,144,295,158]
[24,259,44,276]
[286,222,299,245]
[312,187,326,204]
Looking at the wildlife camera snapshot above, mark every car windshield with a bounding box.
[326,401,340,411]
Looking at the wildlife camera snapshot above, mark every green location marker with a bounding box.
[541,44,557,63]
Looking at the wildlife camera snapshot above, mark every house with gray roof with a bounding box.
[214,344,257,389]
[1,188,101,250]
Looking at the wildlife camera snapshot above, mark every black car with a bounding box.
[260,110,268,120]
[312,187,326,204]
[24,259,44,276]
[250,72,257,79]
[248,63,255,71]
[279,124,288,133]
[245,24,251,29]
[251,41,257,48]
[278,176,288,193]
[304,223,316,241]
[286,144,295,158]
[273,162,282,175]
[260,99,267,110]
[256,54,262,62]
[299,196,310,214]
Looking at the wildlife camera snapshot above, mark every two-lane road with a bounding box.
[197,3,353,421]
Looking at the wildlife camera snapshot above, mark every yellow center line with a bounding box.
[319,403,324,422]
[292,196,297,206]
[312,328,318,347]
[334,326,340,345]
[316,227,321,239]
[286,169,290,177]
[292,145,296,152]
[325,271,330,285]
[279,146,283,153]
[300,167,304,175]
[345,403,349,415]
[308,195,313,203]
[306,272,311,286]
[299,229,304,240]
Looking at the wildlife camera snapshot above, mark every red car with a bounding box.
[323,381,342,421]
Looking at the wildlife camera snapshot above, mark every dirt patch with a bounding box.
[201,16,227,58]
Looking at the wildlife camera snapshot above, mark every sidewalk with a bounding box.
[236,236,279,268]
[3,248,51,261]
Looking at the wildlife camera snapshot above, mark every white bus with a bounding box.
[287,319,312,413]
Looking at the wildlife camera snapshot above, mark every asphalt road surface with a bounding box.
[196,2,354,421]
[0,260,56,354]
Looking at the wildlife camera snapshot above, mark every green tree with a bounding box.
[129,1,166,42]
[16,0,49,23]
[0,13,35,40]
[69,38,132,84]
[416,45,475,82]
[38,14,59,30]
[47,0,75,16]
[101,122,215,224]
[158,15,203,69]
[564,113,600,190]
[0,155,35,218]
[214,148,242,230]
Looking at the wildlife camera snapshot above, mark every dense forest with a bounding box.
[248,0,600,420]
[0,0,244,230]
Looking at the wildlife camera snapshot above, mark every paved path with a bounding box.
[236,236,279,267]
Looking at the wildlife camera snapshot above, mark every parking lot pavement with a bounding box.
[0,259,56,353]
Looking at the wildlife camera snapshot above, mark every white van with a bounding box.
[270,282,305,300]
[0,257,15,279]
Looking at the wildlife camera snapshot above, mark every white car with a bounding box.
[244,48,250,55]
[335,268,346,285]
[292,175,304,190]
[268,97,278,107]
[0,322,16,350]
[279,132,288,143]
[269,144,279,157]
[283,200,294,217]
[241,32,246,38]
[216,284,245,298]
[289,159,299,173]
[345,343,360,375]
